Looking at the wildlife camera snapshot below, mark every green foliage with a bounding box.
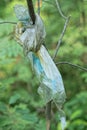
[65,92,87,130]
[0,0,87,130]
[57,92,87,130]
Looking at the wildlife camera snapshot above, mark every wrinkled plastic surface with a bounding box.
[14,5,30,22]
[15,14,46,53]
[14,5,66,129]
[14,3,66,110]
[27,45,66,106]
[27,46,66,130]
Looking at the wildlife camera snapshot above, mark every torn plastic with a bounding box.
[14,5,66,130]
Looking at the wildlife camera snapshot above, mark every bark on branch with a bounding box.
[26,0,36,24]
[56,62,87,71]
[0,21,16,24]
[46,1,71,130]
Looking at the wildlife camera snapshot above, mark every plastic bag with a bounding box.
[27,46,66,130]
[14,5,66,129]
[14,5,46,52]
[37,45,66,104]
[14,5,30,22]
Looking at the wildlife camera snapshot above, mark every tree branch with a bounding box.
[53,16,70,60]
[55,0,67,20]
[26,0,36,24]
[0,21,17,24]
[56,62,87,71]
[43,0,56,7]
[38,0,40,15]
[53,0,71,60]
[46,1,71,130]
[46,102,51,130]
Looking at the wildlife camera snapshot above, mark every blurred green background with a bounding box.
[0,0,87,130]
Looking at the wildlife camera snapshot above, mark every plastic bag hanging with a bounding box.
[14,5,46,52]
[14,5,66,129]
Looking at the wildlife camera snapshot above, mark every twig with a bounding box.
[46,102,51,130]
[26,0,36,24]
[38,0,40,15]
[55,0,67,20]
[26,2,51,130]
[43,0,56,7]
[46,1,71,130]
[53,15,71,60]
[0,21,17,24]
[56,62,87,71]
[53,0,71,60]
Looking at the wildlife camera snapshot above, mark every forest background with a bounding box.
[0,0,87,130]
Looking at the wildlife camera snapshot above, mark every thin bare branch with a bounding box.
[53,0,71,60]
[53,15,71,60]
[56,62,87,71]
[0,21,17,24]
[43,0,56,7]
[46,102,51,130]
[38,0,40,15]
[26,0,36,24]
[45,1,70,130]
[55,0,67,20]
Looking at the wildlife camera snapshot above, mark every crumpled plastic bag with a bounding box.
[14,5,66,130]
[14,5,30,22]
[27,45,66,106]
[14,5,46,52]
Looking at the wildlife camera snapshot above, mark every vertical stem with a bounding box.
[26,0,51,129]
[53,16,70,60]
[26,0,36,24]
[46,102,51,130]
[38,0,40,15]
[45,1,70,129]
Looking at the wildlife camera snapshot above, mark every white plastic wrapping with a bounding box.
[37,45,66,105]
[14,4,45,52]
[14,5,30,22]
[27,45,66,106]
[14,5,66,129]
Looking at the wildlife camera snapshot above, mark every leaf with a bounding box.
[81,72,87,83]
[71,110,82,120]
[21,113,38,123]
[0,116,11,127]
[15,105,38,124]
[0,102,7,114]
[71,119,87,126]
[9,93,21,105]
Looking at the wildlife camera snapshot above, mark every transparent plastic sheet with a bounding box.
[27,46,66,105]
[14,5,30,22]
[14,5,46,52]
[27,47,66,130]
[37,45,66,104]
[14,5,66,130]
